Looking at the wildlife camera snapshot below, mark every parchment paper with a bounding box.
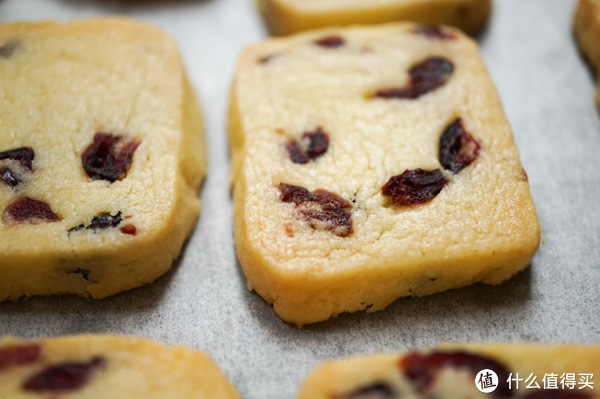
[0,1,599,398]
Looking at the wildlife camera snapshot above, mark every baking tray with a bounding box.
[0,0,599,398]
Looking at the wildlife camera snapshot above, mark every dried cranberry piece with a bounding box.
[0,147,34,171]
[439,118,481,173]
[298,208,353,237]
[0,344,42,372]
[0,40,19,58]
[285,127,330,164]
[334,382,399,399]
[23,357,105,393]
[81,133,140,182]
[304,128,330,159]
[0,168,19,188]
[88,212,122,231]
[69,212,124,233]
[311,189,352,209]
[382,169,448,206]
[523,391,592,399]
[401,351,512,398]
[315,35,345,48]
[279,183,353,237]
[375,57,454,99]
[279,183,313,205]
[3,197,60,223]
[285,140,310,164]
[413,25,456,40]
[120,224,137,235]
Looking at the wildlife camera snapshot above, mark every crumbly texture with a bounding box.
[229,23,540,326]
[256,0,492,36]
[0,335,239,399]
[0,18,206,300]
[298,344,600,398]
[574,0,600,111]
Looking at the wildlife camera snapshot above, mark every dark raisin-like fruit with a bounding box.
[0,147,34,171]
[279,183,353,237]
[120,224,137,235]
[439,118,481,173]
[0,344,42,372]
[23,357,105,393]
[0,168,19,188]
[285,128,330,164]
[0,40,19,58]
[279,183,313,205]
[69,212,123,233]
[315,35,345,48]
[413,25,456,40]
[523,391,592,399]
[298,208,353,237]
[375,57,454,99]
[311,188,352,209]
[285,140,310,164]
[3,197,60,223]
[334,382,400,399]
[88,212,122,231]
[382,169,448,206]
[304,128,330,159]
[401,351,511,398]
[81,133,140,182]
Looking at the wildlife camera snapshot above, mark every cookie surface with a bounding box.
[575,0,600,111]
[257,0,492,36]
[229,23,540,326]
[0,18,206,300]
[0,335,239,399]
[298,343,600,399]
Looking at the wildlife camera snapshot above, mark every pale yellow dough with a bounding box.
[229,23,540,326]
[575,0,600,111]
[0,335,239,399]
[298,343,600,399]
[257,0,492,36]
[0,18,206,300]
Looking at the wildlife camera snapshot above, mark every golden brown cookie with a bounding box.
[257,0,492,36]
[229,23,540,326]
[0,18,206,301]
[0,335,239,399]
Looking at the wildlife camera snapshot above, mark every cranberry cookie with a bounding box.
[575,0,600,111]
[0,335,239,399]
[229,23,540,326]
[0,18,206,300]
[257,0,492,36]
[298,344,599,399]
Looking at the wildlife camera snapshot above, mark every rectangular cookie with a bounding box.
[0,335,240,398]
[257,0,492,36]
[229,23,540,326]
[0,18,206,300]
[574,0,600,111]
[298,344,600,398]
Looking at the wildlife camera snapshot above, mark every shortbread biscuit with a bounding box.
[0,18,206,300]
[0,335,239,399]
[298,344,600,399]
[575,0,600,111]
[229,23,540,326]
[257,0,492,36]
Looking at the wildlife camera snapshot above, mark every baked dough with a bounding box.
[575,0,600,111]
[256,0,492,36]
[0,18,206,300]
[0,335,239,399]
[229,23,540,326]
[298,343,600,398]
